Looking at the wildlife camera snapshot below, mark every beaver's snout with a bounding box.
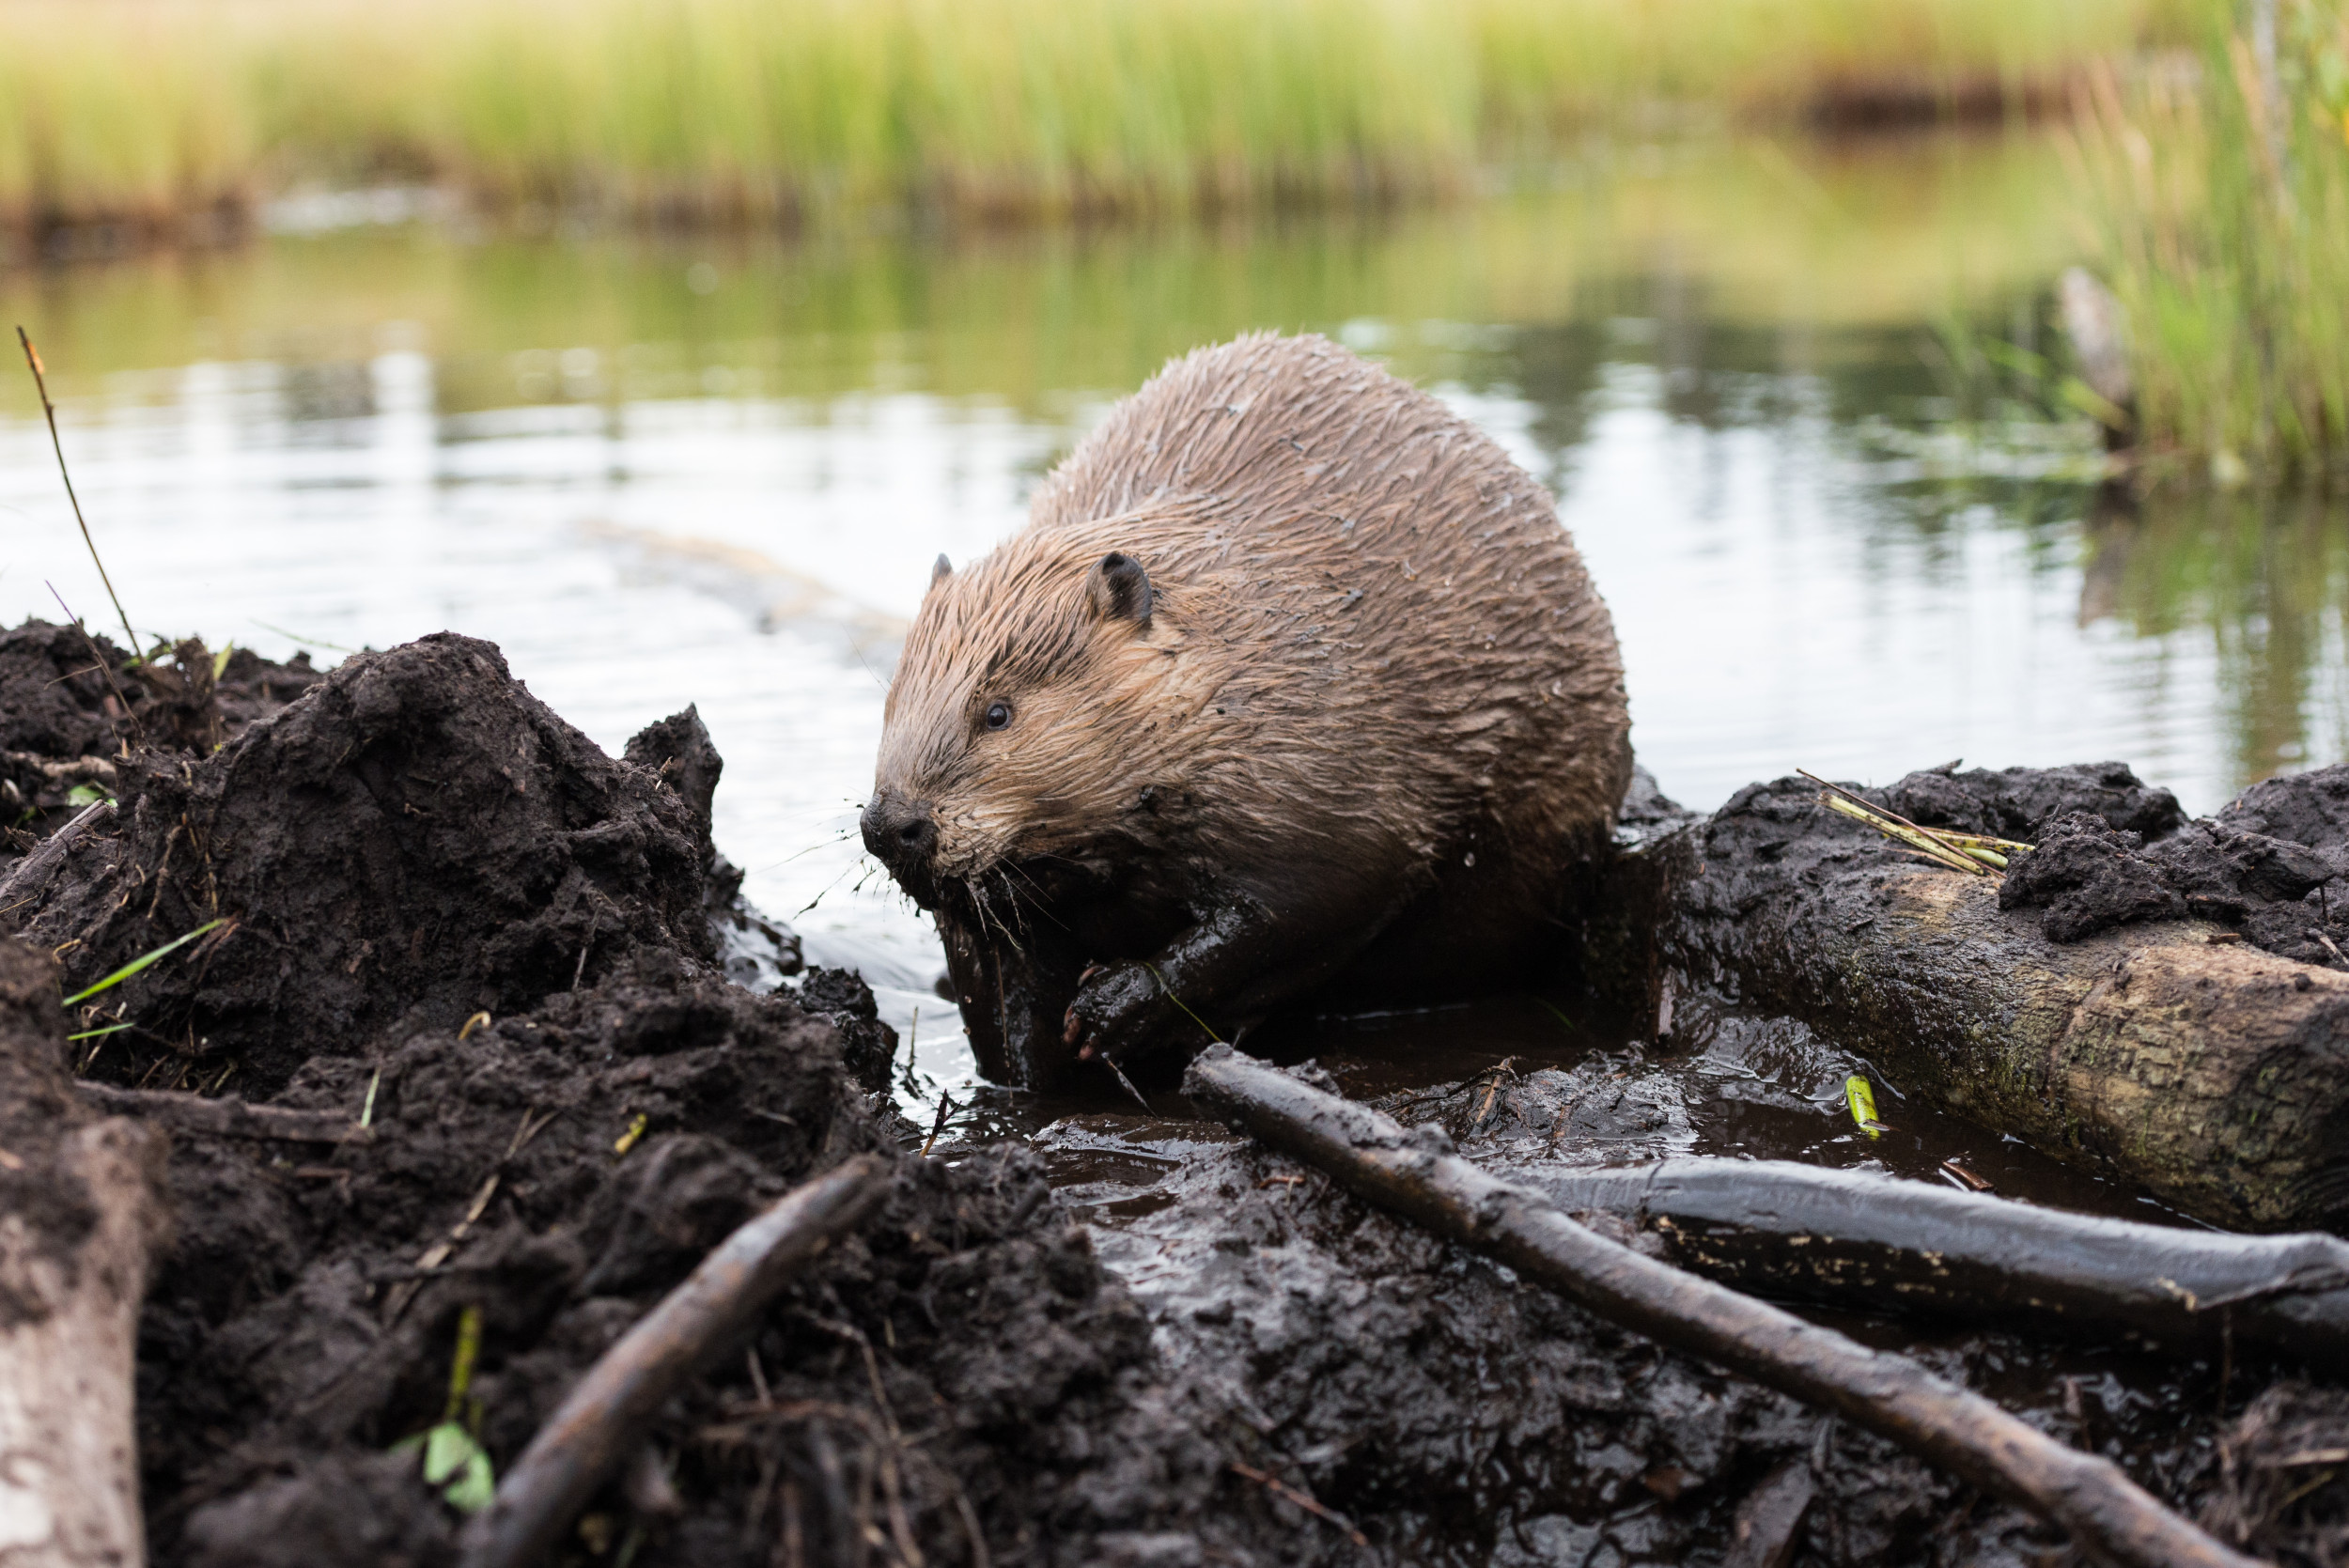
[862,792,941,906]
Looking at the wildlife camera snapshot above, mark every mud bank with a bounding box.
[0,625,1288,1567]
[1,620,2342,1567]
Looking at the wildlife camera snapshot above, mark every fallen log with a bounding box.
[1531,1158,2349,1372]
[1185,1046,2263,1568]
[1660,767,2349,1233]
[0,938,171,1568]
[70,1082,371,1145]
[458,1153,894,1568]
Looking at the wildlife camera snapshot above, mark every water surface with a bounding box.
[5,132,2342,1103]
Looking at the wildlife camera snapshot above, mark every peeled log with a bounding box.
[0,939,171,1567]
[1663,780,2349,1234]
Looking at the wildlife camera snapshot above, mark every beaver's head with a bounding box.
[863,535,1197,918]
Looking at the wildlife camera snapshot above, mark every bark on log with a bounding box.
[1661,775,2349,1233]
[1185,1047,2263,1568]
[0,938,171,1568]
[1533,1158,2349,1371]
[458,1154,894,1568]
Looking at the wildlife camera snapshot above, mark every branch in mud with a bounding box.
[1185,1047,2263,1568]
[457,1155,894,1568]
[71,1082,373,1145]
[1,751,118,787]
[1532,1158,2349,1374]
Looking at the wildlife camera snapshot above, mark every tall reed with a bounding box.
[2072,0,2349,479]
[0,0,2188,237]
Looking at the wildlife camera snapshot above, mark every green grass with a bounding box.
[0,0,2195,236]
[2073,0,2349,479]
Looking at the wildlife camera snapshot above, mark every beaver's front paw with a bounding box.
[1062,960,1221,1066]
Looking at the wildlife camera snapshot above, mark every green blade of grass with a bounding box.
[61,917,226,1005]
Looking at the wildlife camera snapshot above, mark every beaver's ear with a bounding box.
[929,553,953,589]
[1086,551,1152,629]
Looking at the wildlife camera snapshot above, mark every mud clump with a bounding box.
[1,620,322,862]
[1881,760,2186,843]
[1682,761,2185,946]
[13,633,725,1096]
[1994,814,2192,941]
[153,963,1250,1568]
[1995,765,2349,958]
[1691,759,2349,968]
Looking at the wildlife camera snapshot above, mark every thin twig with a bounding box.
[1228,1462,1368,1548]
[46,584,143,747]
[921,1094,955,1158]
[73,1082,371,1144]
[19,329,140,657]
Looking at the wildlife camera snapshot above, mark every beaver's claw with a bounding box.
[1063,959,1215,1066]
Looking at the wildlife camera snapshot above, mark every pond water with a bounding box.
[5,131,2345,1108]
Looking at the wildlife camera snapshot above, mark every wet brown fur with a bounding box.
[872,333,1631,1085]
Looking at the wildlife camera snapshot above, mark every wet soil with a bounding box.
[1,620,324,863]
[0,619,2341,1567]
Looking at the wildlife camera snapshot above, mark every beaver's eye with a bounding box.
[983,700,1012,732]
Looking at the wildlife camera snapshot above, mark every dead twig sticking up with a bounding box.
[19,328,141,658]
[1184,1047,2263,1568]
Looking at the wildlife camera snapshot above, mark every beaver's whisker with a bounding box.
[756,831,859,874]
[996,861,1070,932]
[794,853,870,917]
[967,876,1024,957]
[974,883,1014,955]
[985,867,1030,940]
[958,876,980,929]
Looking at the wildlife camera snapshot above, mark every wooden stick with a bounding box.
[457,1155,894,1568]
[1183,1047,2264,1568]
[70,1083,371,1146]
[1530,1157,2349,1374]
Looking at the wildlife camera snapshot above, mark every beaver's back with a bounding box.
[1027,333,1628,873]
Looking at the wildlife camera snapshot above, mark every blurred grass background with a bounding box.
[9,0,2349,485]
[2072,0,2349,479]
[0,0,2194,233]
[2,136,2082,413]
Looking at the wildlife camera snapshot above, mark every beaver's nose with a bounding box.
[861,794,939,880]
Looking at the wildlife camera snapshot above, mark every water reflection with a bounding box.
[1,132,2341,1100]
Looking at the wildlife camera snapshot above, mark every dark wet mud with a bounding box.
[1,619,2342,1567]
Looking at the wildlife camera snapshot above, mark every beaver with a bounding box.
[863,332,1631,1090]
